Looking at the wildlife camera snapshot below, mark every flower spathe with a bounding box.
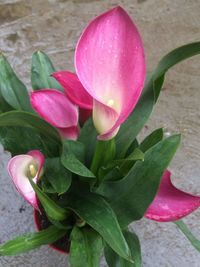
[7,150,45,210]
[145,170,200,222]
[30,89,79,140]
[52,71,93,110]
[75,6,146,140]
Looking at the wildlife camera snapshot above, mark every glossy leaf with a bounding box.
[31,51,62,90]
[64,190,132,261]
[175,220,200,253]
[115,42,200,158]
[61,140,95,178]
[98,135,181,227]
[44,158,72,194]
[29,178,68,221]
[105,230,141,267]
[140,128,163,152]
[0,226,66,256]
[0,53,32,112]
[69,226,103,267]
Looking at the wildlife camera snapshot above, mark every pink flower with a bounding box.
[7,150,45,210]
[145,170,200,222]
[30,89,79,140]
[53,6,146,140]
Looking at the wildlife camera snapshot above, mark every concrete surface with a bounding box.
[0,0,200,266]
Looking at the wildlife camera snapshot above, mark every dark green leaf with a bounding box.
[70,226,103,267]
[41,176,57,194]
[119,148,144,176]
[0,110,61,146]
[175,220,200,252]
[140,128,163,152]
[31,51,62,90]
[29,178,68,221]
[98,135,181,227]
[0,126,44,155]
[64,190,132,261]
[125,139,139,157]
[98,166,122,182]
[115,42,200,158]
[0,226,66,256]
[61,140,95,178]
[0,53,33,112]
[105,230,141,267]
[45,157,72,194]
[79,118,97,167]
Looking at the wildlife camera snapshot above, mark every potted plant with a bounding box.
[0,6,200,267]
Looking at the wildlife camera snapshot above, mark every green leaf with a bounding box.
[31,51,62,90]
[0,53,33,112]
[41,176,57,194]
[175,220,200,252]
[0,110,61,144]
[119,148,145,176]
[79,118,97,167]
[0,225,66,256]
[115,42,200,158]
[64,190,132,261]
[140,128,163,152]
[105,230,142,267]
[98,135,181,227]
[29,178,68,221]
[61,140,95,178]
[0,90,13,113]
[69,226,103,267]
[153,42,200,101]
[0,126,43,155]
[44,157,72,194]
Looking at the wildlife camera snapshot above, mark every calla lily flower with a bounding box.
[53,7,146,140]
[30,89,79,140]
[75,6,145,140]
[7,150,45,210]
[145,170,200,222]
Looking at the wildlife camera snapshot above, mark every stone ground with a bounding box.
[0,0,200,266]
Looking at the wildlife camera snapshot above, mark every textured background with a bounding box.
[0,0,200,266]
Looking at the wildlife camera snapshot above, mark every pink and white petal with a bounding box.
[30,89,78,128]
[57,126,80,140]
[52,71,93,110]
[145,170,200,222]
[93,100,119,138]
[27,150,45,176]
[75,6,145,138]
[7,155,39,209]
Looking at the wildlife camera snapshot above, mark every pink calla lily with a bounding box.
[75,6,146,140]
[7,150,45,210]
[30,89,79,140]
[145,170,200,222]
